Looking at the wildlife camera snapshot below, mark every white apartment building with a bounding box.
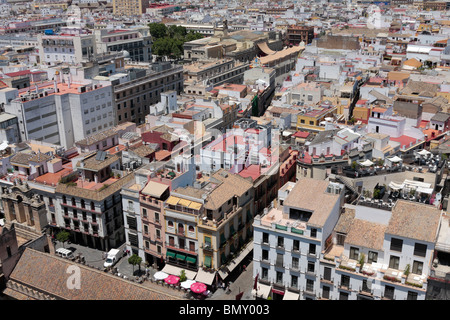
[0,81,114,150]
[252,179,345,300]
[94,27,152,62]
[318,200,442,300]
[38,28,97,66]
[253,179,442,300]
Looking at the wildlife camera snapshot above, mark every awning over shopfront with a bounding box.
[195,268,217,285]
[161,264,197,280]
[252,283,271,299]
[283,290,300,300]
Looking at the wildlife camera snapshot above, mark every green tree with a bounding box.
[149,23,168,40]
[128,254,143,274]
[185,31,203,42]
[56,230,70,248]
[168,25,187,39]
[180,269,187,282]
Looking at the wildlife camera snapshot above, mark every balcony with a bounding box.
[202,243,214,253]
[359,285,374,296]
[382,268,403,284]
[338,281,352,291]
[320,276,334,285]
[306,269,316,277]
[405,273,426,289]
[288,262,300,272]
[303,286,315,296]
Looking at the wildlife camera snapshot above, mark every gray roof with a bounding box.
[431,112,450,123]
[309,129,339,145]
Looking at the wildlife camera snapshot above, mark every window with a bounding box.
[143,225,148,234]
[155,212,160,223]
[6,245,11,257]
[390,238,403,252]
[331,230,343,244]
[339,292,348,300]
[310,228,317,238]
[309,243,316,255]
[323,267,332,281]
[362,279,372,293]
[414,243,427,257]
[306,279,314,293]
[189,225,195,232]
[262,267,268,280]
[407,291,418,300]
[322,286,330,299]
[293,239,300,252]
[276,271,283,284]
[156,229,160,239]
[291,275,298,288]
[341,274,350,289]
[389,255,400,270]
[277,236,284,248]
[307,262,315,274]
[349,247,359,260]
[368,251,378,263]
[276,253,283,268]
[168,221,174,228]
[292,256,299,269]
[262,249,269,261]
[384,285,395,299]
[142,208,147,218]
[412,260,423,275]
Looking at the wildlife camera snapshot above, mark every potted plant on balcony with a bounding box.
[358,253,365,273]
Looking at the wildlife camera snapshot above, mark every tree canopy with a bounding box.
[56,231,70,248]
[148,23,203,60]
[128,254,143,272]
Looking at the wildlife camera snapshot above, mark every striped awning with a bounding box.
[166,196,180,206]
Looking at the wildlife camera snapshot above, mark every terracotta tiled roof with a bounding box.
[75,128,118,146]
[205,169,253,210]
[345,218,387,251]
[7,248,182,300]
[55,173,135,201]
[334,207,355,234]
[10,151,51,166]
[283,178,341,228]
[76,153,120,172]
[387,200,441,243]
[129,145,155,158]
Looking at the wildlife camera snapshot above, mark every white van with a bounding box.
[56,248,74,259]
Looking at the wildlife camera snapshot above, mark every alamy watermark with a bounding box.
[66,265,81,290]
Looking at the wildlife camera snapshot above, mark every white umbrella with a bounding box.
[417,149,430,156]
[389,156,402,163]
[360,159,374,167]
[180,279,196,289]
[154,271,169,280]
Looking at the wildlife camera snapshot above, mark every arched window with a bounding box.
[168,221,174,228]
[71,197,76,206]
[90,201,95,210]
[62,195,66,204]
